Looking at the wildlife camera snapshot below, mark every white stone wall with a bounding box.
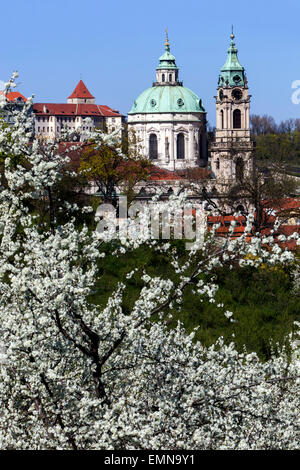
[128,112,206,171]
[210,85,253,182]
[34,115,122,140]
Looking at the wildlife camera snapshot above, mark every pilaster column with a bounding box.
[188,127,194,162]
[170,127,175,169]
[224,105,229,129]
[185,133,189,164]
[144,126,147,158]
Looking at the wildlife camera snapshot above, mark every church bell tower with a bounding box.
[210,29,254,183]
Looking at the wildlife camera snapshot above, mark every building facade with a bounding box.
[128,33,207,171]
[33,80,125,140]
[210,31,254,184]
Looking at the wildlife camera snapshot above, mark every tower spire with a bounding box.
[165,28,170,51]
[230,25,236,48]
[218,28,245,87]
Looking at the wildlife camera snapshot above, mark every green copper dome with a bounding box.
[129,33,205,115]
[218,31,246,87]
[129,85,205,114]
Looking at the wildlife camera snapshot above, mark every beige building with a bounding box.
[33,80,125,140]
[210,31,254,184]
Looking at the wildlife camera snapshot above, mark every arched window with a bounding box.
[149,134,158,160]
[162,73,165,83]
[216,158,220,170]
[169,74,172,82]
[177,133,185,159]
[220,110,224,129]
[236,158,244,181]
[233,109,241,129]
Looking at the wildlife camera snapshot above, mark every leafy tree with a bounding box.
[224,161,299,233]
[79,127,150,206]
[251,114,300,166]
[251,114,277,135]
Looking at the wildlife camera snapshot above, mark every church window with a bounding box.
[162,74,165,82]
[233,109,241,129]
[177,133,185,159]
[149,134,158,160]
[220,110,224,129]
[169,74,172,82]
[216,158,220,170]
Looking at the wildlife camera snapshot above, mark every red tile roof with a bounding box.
[178,167,211,180]
[148,166,186,181]
[0,91,27,102]
[264,197,300,212]
[207,214,300,251]
[33,102,123,117]
[68,80,94,100]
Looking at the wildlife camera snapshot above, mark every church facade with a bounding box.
[128,31,254,188]
[128,33,207,171]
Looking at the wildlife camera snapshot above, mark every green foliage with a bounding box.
[255,132,300,164]
[89,242,299,361]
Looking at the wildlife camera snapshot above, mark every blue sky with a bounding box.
[1,0,300,125]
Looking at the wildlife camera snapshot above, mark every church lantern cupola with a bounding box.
[218,29,246,88]
[155,30,179,85]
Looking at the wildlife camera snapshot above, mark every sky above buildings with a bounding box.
[1,0,300,126]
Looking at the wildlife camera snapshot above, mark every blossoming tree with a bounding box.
[0,76,299,450]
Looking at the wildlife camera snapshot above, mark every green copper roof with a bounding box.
[128,85,205,114]
[218,31,246,87]
[157,32,178,70]
[129,32,205,115]
[157,46,178,70]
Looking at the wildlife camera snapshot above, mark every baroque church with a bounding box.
[128,31,207,171]
[128,30,254,192]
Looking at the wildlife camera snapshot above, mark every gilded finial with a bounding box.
[165,28,170,50]
[230,25,235,41]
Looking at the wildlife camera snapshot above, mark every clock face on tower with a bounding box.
[232,88,242,101]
